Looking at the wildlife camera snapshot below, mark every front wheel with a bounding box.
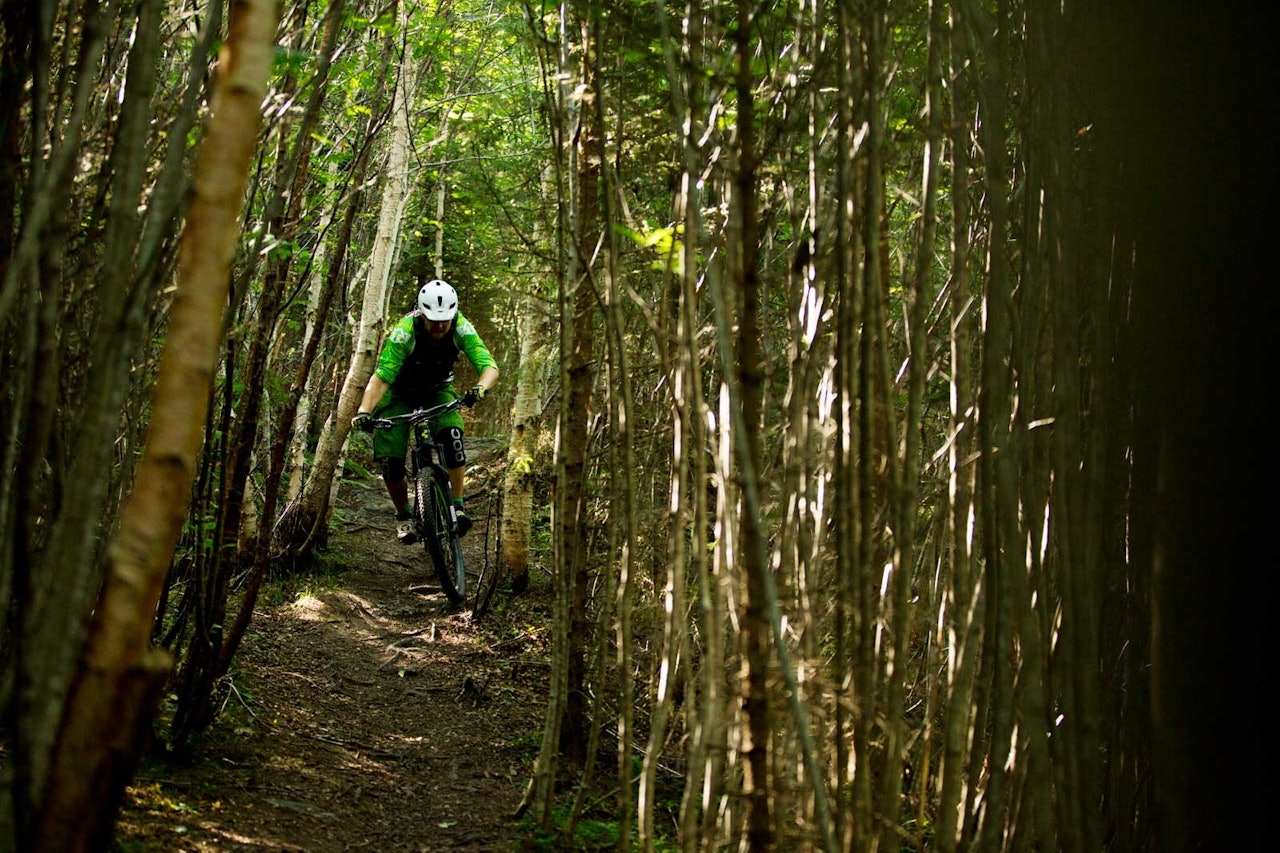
[415,471,465,605]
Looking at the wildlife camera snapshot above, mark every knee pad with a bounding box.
[378,456,406,484]
[436,426,466,468]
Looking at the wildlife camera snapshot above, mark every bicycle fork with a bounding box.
[425,459,457,534]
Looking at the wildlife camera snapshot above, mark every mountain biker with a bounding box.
[351,279,499,543]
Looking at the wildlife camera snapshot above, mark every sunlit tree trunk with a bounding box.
[500,293,550,591]
[286,150,372,509]
[219,0,349,676]
[502,166,555,593]
[650,6,726,847]
[287,188,334,504]
[517,6,573,828]
[959,0,1025,845]
[775,2,836,841]
[169,0,347,747]
[829,1,879,846]
[3,3,166,837]
[23,1,279,848]
[284,16,416,553]
[911,0,948,840]
[934,6,981,849]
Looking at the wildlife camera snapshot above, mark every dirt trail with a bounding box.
[115,440,550,851]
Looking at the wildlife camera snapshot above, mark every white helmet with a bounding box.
[418,279,458,321]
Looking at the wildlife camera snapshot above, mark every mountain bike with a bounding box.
[371,398,470,608]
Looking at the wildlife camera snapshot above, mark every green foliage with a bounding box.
[517,805,678,852]
[271,45,311,79]
[260,236,310,265]
[343,456,374,481]
[616,222,684,274]
[350,6,398,35]
[509,453,534,476]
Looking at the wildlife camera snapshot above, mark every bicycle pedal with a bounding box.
[455,509,473,537]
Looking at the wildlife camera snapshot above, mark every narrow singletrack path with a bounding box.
[117,441,550,851]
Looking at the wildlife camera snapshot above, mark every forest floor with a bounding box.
[113,437,556,852]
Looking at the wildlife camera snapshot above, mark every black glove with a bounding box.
[352,411,374,433]
[462,385,486,407]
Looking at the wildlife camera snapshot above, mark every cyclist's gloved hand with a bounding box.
[463,384,486,407]
[352,411,374,433]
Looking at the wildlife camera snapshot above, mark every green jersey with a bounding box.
[373,311,496,406]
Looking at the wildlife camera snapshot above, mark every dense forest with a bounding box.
[0,0,1268,851]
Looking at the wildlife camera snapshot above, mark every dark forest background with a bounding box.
[0,0,1271,850]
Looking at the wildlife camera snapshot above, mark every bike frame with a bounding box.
[408,416,458,529]
[372,398,467,602]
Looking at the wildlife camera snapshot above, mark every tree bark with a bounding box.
[730,0,772,846]
[934,7,981,848]
[28,1,279,848]
[169,0,347,747]
[555,5,601,771]
[288,15,416,552]
[501,284,551,592]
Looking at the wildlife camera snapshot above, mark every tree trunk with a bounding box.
[650,7,724,845]
[501,284,551,592]
[285,18,416,553]
[934,7,981,848]
[218,0,349,675]
[168,0,347,747]
[555,5,602,771]
[27,1,278,847]
[286,150,373,510]
[730,0,772,845]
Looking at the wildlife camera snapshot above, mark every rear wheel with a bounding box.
[416,471,464,605]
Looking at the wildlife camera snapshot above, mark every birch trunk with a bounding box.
[22,1,278,848]
[501,286,551,592]
[290,23,417,545]
[285,144,374,510]
[287,217,330,503]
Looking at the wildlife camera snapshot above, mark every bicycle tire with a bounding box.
[416,471,465,605]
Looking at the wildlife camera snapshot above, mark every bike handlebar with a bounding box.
[369,396,470,431]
